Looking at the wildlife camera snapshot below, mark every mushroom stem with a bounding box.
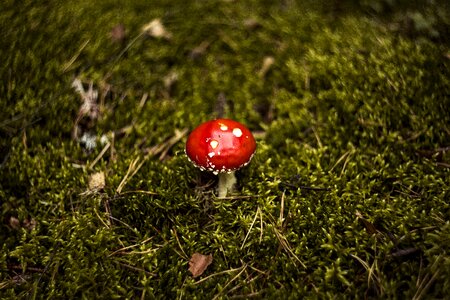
[217,171,237,198]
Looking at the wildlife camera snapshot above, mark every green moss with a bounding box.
[1,0,449,298]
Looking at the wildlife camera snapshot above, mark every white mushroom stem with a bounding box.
[217,171,237,198]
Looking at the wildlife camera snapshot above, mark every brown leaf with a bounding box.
[110,24,126,43]
[22,218,37,231]
[9,217,21,230]
[188,253,212,278]
[355,210,378,235]
[8,217,37,231]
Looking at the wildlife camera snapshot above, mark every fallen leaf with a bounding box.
[110,23,126,43]
[8,216,37,231]
[188,253,213,278]
[23,218,37,231]
[9,217,21,230]
[89,171,106,190]
[356,211,378,235]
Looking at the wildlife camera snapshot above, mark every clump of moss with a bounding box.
[1,0,449,298]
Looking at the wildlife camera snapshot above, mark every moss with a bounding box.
[1,0,449,298]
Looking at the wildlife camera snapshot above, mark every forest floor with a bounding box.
[1,0,449,298]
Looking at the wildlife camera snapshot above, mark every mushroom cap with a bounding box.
[186,119,256,174]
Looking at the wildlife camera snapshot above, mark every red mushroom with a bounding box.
[186,119,256,198]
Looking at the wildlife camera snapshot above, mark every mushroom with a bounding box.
[186,119,256,198]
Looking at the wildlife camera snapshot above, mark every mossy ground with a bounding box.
[1,0,449,298]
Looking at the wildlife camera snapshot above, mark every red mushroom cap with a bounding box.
[186,119,256,174]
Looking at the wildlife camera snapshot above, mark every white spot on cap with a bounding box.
[220,124,228,131]
[208,152,215,158]
[232,128,243,137]
[210,140,219,149]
